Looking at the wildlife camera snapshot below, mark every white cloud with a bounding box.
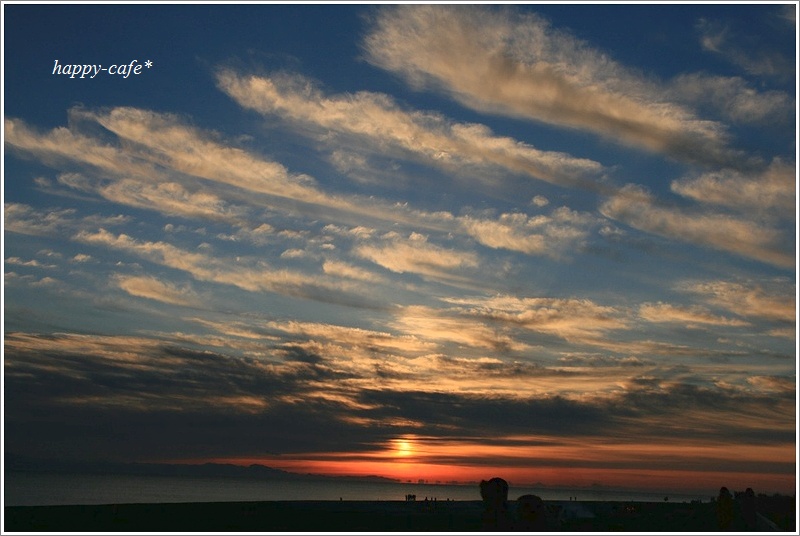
[216,69,605,189]
[4,257,55,269]
[671,158,796,214]
[355,232,478,284]
[670,73,794,124]
[695,17,795,78]
[114,274,202,307]
[443,294,629,342]
[459,207,596,258]
[4,202,128,237]
[266,319,436,355]
[600,184,794,269]
[74,229,356,301]
[391,304,529,352]
[7,112,592,262]
[679,279,795,323]
[639,302,750,327]
[532,195,550,207]
[59,174,251,224]
[364,5,735,166]
[4,117,156,178]
[322,259,384,284]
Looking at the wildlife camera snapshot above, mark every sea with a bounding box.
[4,471,711,507]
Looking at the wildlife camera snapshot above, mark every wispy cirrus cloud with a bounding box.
[59,174,251,225]
[678,278,796,324]
[695,16,795,78]
[458,207,597,258]
[4,202,129,237]
[74,228,367,305]
[670,158,796,214]
[600,184,794,269]
[670,73,794,124]
[355,232,479,286]
[322,259,385,284]
[114,274,202,308]
[638,302,750,328]
[4,257,57,269]
[216,69,606,190]
[5,111,599,262]
[390,304,530,353]
[441,294,629,342]
[363,5,740,167]
[6,111,375,227]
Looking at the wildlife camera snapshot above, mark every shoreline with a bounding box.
[6,498,791,532]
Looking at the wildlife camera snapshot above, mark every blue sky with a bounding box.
[3,3,797,493]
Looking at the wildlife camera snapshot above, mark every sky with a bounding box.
[3,2,797,495]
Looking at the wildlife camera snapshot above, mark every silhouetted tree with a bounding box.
[716,486,734,530]
[740,487,757,530]
[479,477,512,530]
[516,494,548,531]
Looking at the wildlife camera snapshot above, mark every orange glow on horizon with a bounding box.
[197,455,795,494]
[179,435,796,495]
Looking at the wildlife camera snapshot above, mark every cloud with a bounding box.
[670,158,796,214]
[4,202,128,237]
[6,111,375,227]
[216,69,606,190]
[600,184,794,269]
[695,17,795,78]
[3,331,381,459]
[4,117,156,178]
[59,174,251,224]
[459,207,597,258]
[639,302,750,327]
[558,355,651,368]
[442,294,629,342]
[670,73,794,124]
[265,319,437,356]
[355,232,479,284]
[4,257,56,269]
[746,375,795,393]
[4,329,794,473]
[779,4,795,24]
[531,195,549,207]
[78,107,337,206]
[74,228,369,306]
[114,274,202,307]
[363,5,737,167]
[679,279,795,323]
[322,259,385,284]
[390,304,529,353]
[7,111,598,261]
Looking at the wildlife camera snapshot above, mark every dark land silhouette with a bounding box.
[5,490,794,532]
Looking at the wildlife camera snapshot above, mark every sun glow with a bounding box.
[393,438,415,458]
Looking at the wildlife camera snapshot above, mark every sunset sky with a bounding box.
[3,3,797,495]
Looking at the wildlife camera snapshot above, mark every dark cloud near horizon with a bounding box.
[4,332,794,466]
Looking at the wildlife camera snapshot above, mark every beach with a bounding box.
[6,498,792,532]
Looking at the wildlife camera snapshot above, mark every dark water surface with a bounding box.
[5,470,708,506]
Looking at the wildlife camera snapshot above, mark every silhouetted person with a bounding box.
[717,486,734,530]
[740,487,757,531]
[480,477,512,530]
[515,494,547,531]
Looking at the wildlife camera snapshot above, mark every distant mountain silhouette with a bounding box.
[5,453,397,484]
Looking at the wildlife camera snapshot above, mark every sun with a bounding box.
[393,438,415,458]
